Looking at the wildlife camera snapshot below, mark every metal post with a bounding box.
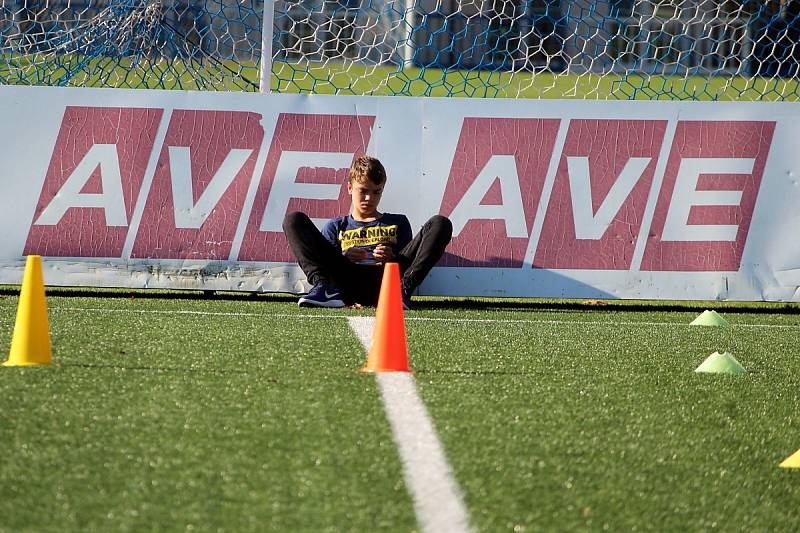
[259,0,275,93]
[401,0,415,67]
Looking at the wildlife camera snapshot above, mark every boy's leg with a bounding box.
[397,215,453,293]
[282,211,353,306]
[346,264,385,307]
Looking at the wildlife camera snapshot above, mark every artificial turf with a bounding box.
[410,309,800,531]
[0,295,415,532]
[0,290,798,531]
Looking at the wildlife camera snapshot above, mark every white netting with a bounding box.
[1,0,798,99]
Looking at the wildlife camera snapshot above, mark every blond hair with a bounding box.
[349,155,386,186]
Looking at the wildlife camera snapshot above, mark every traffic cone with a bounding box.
[779,449,800,469]
[690,310,729,326]
[4,255,52,367]
[694,351,745,374]
[361,262,411,373]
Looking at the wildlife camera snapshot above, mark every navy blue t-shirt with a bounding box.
[322,213,413,265]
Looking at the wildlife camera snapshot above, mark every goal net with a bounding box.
[1,0,798,99]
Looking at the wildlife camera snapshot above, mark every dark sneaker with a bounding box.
[298,283,345,308]
[401,282,413,311]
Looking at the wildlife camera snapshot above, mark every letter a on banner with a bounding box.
[448,155,528,239]
[440,117,560,268]
[34,144,128,227]
[24,106,163,258]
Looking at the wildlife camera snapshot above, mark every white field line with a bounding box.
[44,306,800,330]
[347,316,471,533]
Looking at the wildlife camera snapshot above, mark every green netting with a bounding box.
[1,0,798,100]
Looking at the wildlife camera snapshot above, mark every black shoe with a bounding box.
[298,282,345,308]
[401,281,413,311]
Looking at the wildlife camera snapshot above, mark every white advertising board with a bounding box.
[1,85,799,301]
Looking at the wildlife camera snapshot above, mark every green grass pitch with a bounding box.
[1,288,799,531]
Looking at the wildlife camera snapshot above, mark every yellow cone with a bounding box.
[779,449,800,469]
[4,255,52,366]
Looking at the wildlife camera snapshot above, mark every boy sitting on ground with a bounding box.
[283,155,452,309]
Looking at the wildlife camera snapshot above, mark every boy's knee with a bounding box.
[283,211,310,232]
[427,215,453,239]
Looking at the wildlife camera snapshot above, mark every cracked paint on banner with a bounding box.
[534,119,667,270]
[439,117,560,268]
[24,106,162,257]
[6,84,797,300]
[641,120,774,271]
[237,113,375,262]
[130,109,263,260]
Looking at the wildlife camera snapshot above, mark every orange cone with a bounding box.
[361,262,411,373]
[4,255,52,367]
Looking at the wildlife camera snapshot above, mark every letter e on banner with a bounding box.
[237,113,375,262]
[534,119,666,269]
[440,117,559,267]
[641,120,775,271]
[131,110,263,260]
[24,106,162,257]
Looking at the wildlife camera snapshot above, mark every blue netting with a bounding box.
[1,0,798,99]
[0,0,263,90]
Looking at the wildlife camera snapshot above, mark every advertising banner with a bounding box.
[1,85,799,300]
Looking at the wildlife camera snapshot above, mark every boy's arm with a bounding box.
[321,218,342,254]
[396,215,413,251]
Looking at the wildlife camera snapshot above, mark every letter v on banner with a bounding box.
[24,106,163,258]
[131,110,264,260]
[534,119,667,270]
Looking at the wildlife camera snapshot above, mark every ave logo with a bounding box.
[25,106,774,272]
[440,118,772,271]
[25,108,373,262]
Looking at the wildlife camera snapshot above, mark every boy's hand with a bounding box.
[373,244,394,263]
[344,247,369,263]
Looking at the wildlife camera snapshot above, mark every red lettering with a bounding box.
[237,113,375,262]
[24,106,162,257]
[131,110,263,260]
[439,117,560,267]
[534,119,667,269]
[641,120,774,271]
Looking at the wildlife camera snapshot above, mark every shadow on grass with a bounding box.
[0,286,296,303]
[1,286,798,314]
[412,298,800,315]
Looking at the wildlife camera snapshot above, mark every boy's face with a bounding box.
[348,179,383,219]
